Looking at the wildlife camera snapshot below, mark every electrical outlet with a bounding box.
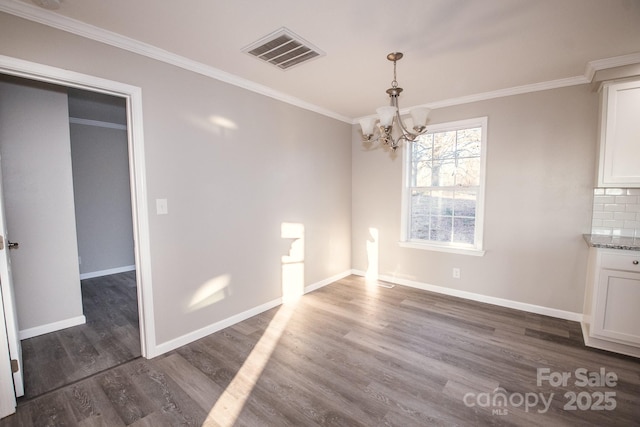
[453,268,461,279]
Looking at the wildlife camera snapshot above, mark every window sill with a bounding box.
[398,241,486,256]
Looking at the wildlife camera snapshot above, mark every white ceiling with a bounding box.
[6,0,640,121]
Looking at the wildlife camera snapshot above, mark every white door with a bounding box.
[0,156,23,403]
[0,297,16,418]
[0,78,84,339]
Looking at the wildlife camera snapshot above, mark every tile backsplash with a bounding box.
[591,188,640,237]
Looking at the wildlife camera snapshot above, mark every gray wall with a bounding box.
[0,12,352,345]
[68,88,127,125]
[0,76,84,331]
[352,84,597,314]
[70,121,135,276]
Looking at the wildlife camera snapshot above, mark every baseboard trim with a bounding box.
[151,270,351,357]
[80,265,136,280]
[351,270,583,322]
[304,270,352,293]
[581,322,640,359]
[152,297,283,358]
[19,315,86,340]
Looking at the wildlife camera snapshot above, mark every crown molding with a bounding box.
[0,0,352,124]
[365,54,640,123]
[584,52,640,82]
[410,75,590,112]
[354,74,590,123]
[1,0,638,126]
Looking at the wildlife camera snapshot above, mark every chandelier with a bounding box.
[359,52,430,151]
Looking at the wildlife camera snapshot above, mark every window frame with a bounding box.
[400,116,488,256]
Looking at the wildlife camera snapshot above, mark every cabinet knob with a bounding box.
[634,260,639,265]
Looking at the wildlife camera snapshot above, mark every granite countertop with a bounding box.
[583,234,640,251]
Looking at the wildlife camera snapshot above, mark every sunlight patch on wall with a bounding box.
[209,115,238,130]
[281,222,305,304]
[185,114,238,137]
[366,227,379,291]
[187,273,231,312]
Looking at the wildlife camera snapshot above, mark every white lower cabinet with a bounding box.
[582,248,640,357]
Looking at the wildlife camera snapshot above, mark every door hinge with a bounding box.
[0,235,3,250]
[10,359,18,373]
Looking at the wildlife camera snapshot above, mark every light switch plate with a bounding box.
[156,198,168,215]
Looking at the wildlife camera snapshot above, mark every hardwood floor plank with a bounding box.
[0,405,34,427]
[20,271,140,400]
[64,378,126,427]
[154,353,224,410]
[97,364,155,425]
[127,411,175,427]
[22,333,74,397]
[57,328,102,378]
[255,342,383,425]
[29,391,77,426]
[126,358,208,426]
[4,275,639,426]
[178,340,306,426]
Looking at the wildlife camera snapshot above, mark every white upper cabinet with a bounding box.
[598,79,640,187]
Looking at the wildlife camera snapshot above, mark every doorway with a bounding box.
[0,77,140,399]
[0,56,154,414]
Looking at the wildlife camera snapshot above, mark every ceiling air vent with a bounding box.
[243,27,325,70]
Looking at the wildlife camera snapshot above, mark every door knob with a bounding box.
[7,241,18,250]
[633,260,639,265]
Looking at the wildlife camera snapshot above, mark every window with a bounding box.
[401,117,487,255]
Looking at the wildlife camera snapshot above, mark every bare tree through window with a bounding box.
[405,123,484,247]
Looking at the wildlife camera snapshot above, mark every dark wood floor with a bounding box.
[19,271,140,399]
[2,275,639,426]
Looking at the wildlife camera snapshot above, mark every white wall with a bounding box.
[352,84,598,314]
[0,12,352,346]
[0,76,84,331]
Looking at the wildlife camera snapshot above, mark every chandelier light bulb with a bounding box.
[359,117,377,138]
[376,106,396,128]
[410,108,430,131]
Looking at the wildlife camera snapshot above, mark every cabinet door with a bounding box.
[592,268,640,345]
[598,80,640,187]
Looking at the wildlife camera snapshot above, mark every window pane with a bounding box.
[455,157,480,186]
[453,190,477,218]
[456,127,482,157]
[433,131,456,160]
[411,223,430,240]
[413,161,432,186]
[430,216,452,242]
[453,217,475,244]
[410,189,430,239]
[431,160,456,187]
[430,190,454,216]
[411,137,433,162]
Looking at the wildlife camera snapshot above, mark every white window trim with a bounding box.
[400,116,488,256]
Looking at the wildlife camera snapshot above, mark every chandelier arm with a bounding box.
[395,108,416,139]
[389,96,421,141]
